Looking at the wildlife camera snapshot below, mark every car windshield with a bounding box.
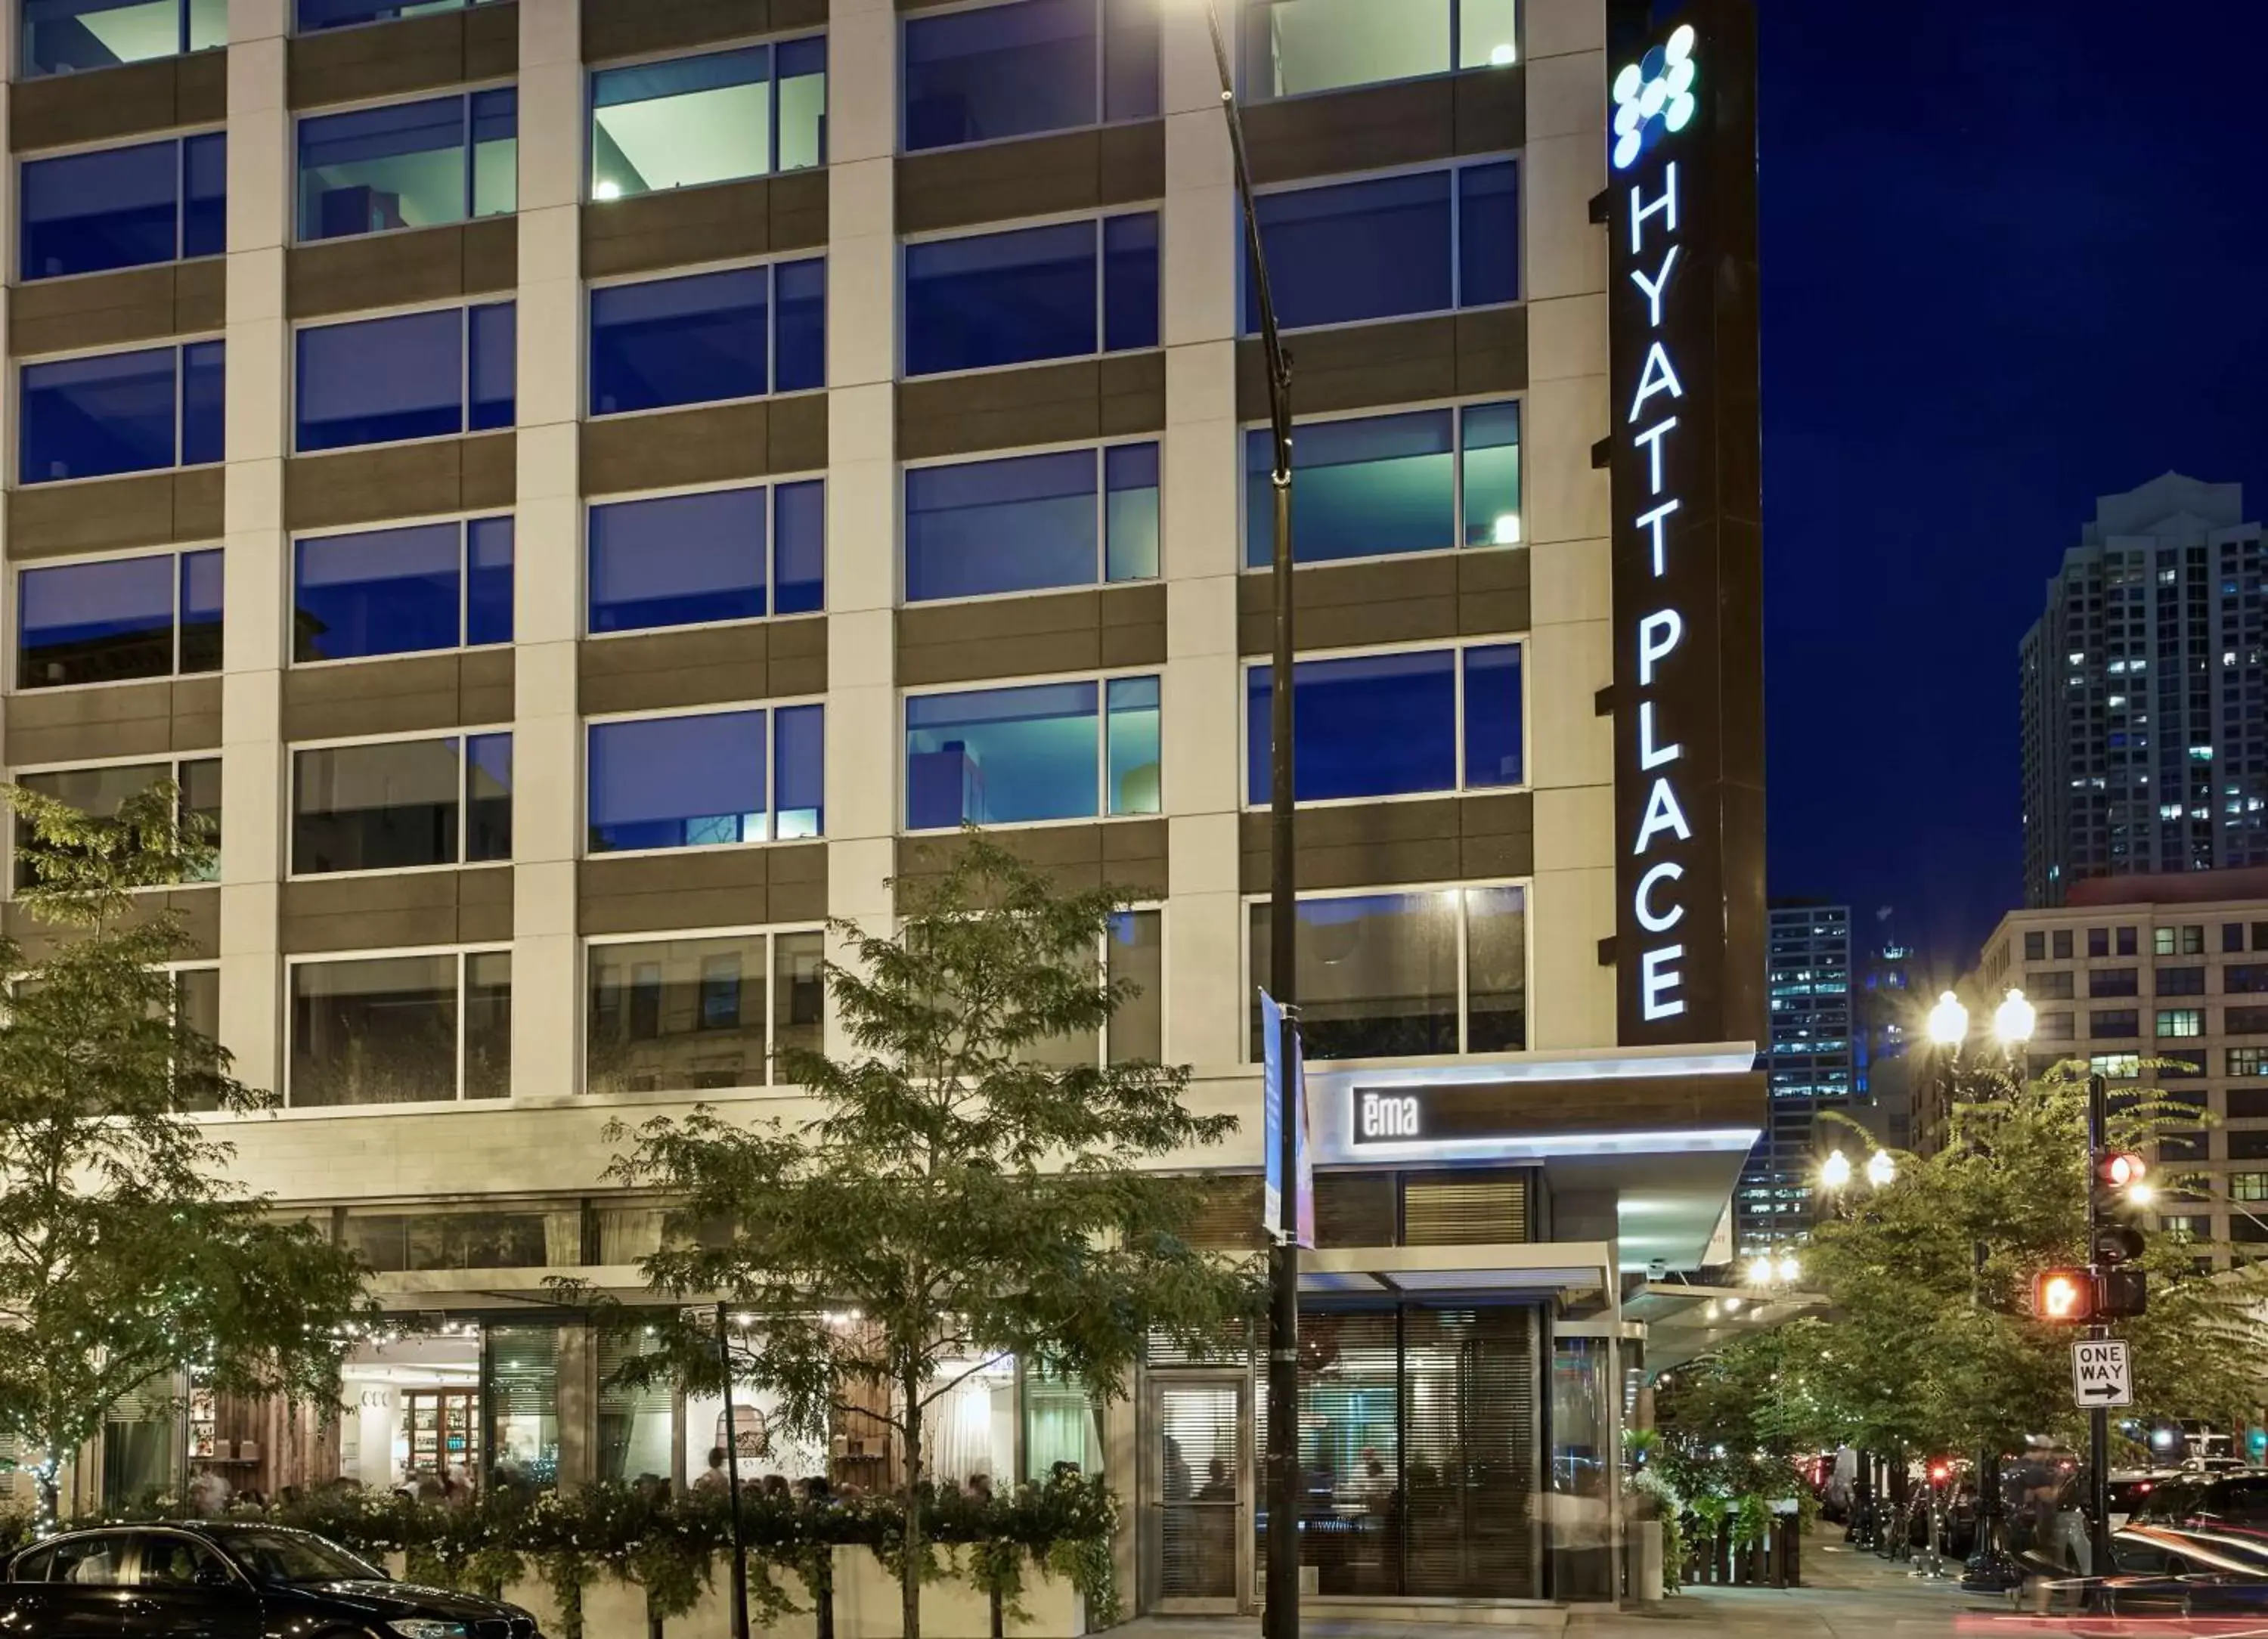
[214,1530,384,1585]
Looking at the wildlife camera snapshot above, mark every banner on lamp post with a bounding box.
[1259,990,1313,1247]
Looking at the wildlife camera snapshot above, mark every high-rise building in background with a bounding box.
[1966,866,2268,1266]
[0,0,1769,1601]
[2021,473,2268,906]
[1737,903,1854,1253]
[1853,905,1916,1149]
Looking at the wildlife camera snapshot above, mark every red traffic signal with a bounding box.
[2098,1152,2147,1191]
[2034,1267,2094,1323]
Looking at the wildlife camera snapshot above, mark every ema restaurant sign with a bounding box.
[1606,0,1765,1049]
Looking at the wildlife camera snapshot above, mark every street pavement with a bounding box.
[1114,1530,2025,1639]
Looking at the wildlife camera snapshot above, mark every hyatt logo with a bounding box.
[1358,1092,1421,1141]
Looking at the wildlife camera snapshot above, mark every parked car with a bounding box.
[2126,1467,2268,1532]
[2105,1468,2186,1529]
[2018,1518,2268,1622]
[1,1520,544,1637]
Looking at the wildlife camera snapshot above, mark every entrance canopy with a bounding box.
[1297,1239,1616,1303]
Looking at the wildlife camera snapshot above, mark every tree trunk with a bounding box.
[901,1380,923,1639]
[37,1448,64,1532]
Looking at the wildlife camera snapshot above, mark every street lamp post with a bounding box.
[1926,990,2035,1591]
[1192,6,1301,1637]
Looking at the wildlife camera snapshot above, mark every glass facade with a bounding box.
[1246,403,1520,566]
[20,342,223,484]
[903,213,1158,376]
[903,0,1158,150]
[1247,643,1522,802]
[21,133,225,280]
[589,262,826,413]
[289,950,511,1107]
[590,39,826,199]
[1241,0,1520,101]
[905,442,1158,600]
[21,0,224,76]
[586,928,823,1093]
[1246,160,1517,333]
[294,517,513,661]
[905,676,1160,829]
[18,549,222,688]
[587,706,823,851]
[295,304,515,451]
[1250,886,1526,1059]
[297,88,517,242]
[588,482,823,632]
[292,733,512,874]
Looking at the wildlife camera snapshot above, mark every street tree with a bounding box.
[588,835,1257,1639]
[0,782,376,1525]
[1800,1061,2267,1464]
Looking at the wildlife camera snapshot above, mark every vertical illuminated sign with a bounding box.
[1607,0,1765,1048]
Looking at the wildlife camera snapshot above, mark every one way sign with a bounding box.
[2071,1339,2133,1408]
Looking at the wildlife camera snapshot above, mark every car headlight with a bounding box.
[386,1622,470,1639]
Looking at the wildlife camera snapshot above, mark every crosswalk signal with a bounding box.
[2034,1267,2094,1323]
[2096,1266,2148,1319]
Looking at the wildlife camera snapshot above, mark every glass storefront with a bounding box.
[1239,1303,1541,1600]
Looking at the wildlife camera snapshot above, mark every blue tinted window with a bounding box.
[1102,212,1159,352]
[1463,643,1523,787]
[1248,650,1455,804]
[1245,401,1518,567]
[588,709,820,851]
[590,482,827,633]
[775,258,826,392]
[906,450,1097,603]
[20,135,225,280]
[296,305,512,452]
[591,40,826,197]
[181,340,224,466]
[906,675,1159,829]
[183,132,227,258]
[296,88,517,243]
[1104,442,1160,581]
[19,553,172,687]
[468,301,515,429]
[293,516,513,662]
[903,442,1157,603]
[903,214,1154,376]
[21,0,222,76]
[774,703,824,837]
[20,344,219,484]
[904,0,1156,151]
[297,0,485,30]
[1247,643,1521,801]
[180,549,222,671]
[590,488,767,634]
[908,680,1096,829]
[773,480,825,615]
[589,262,823,414]
[1458,161,1519,308]
[466,731,513,860]
[466,516,514,646]
[1246,160,1515,333]
[296,522,458,661]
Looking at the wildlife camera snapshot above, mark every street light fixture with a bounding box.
[1994,987,2036,1049]
[1926,990,1969,1049]
[1865,1148,1897,1188]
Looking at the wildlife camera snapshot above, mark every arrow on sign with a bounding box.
[2075,1378,2123,1404]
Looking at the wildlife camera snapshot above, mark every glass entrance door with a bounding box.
[1146,1375,1248,1613]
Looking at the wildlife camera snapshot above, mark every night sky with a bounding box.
[1757,3,2268,975]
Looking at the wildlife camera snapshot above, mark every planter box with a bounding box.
[389,1543,1089,1638]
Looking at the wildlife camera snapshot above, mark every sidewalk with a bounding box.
[1111,1531,2003,1639]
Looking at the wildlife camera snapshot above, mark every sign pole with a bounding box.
[2085,1073,2112,1575]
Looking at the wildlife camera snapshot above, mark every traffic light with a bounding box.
[2093,1224,2146,1266]
[2097,1266,2148,1318]
[2097,1151,2148,1192]
[2034,1267,2094,1322]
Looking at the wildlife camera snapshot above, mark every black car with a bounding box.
[0,1520,544,1638]
[2017,1517,2268,1621]
[2126,1468,2268,1533]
